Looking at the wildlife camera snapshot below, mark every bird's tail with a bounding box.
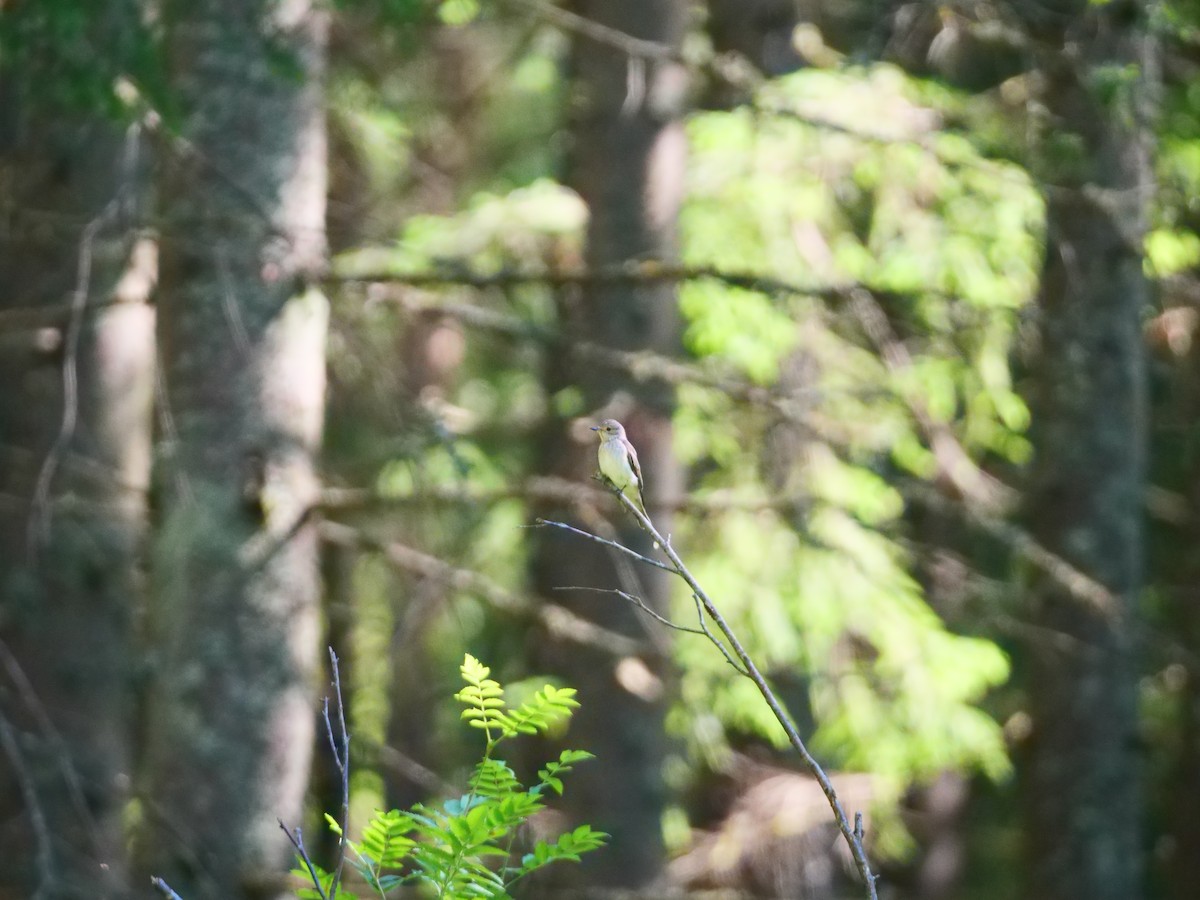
[633,487,649,518]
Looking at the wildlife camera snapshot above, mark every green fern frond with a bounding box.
[465,792,544,842]
[503,684,579,737]
[444,859,509,898]
[535,749,595,796]
[298,656,604,900]
[455,654,512,742]
[470,758,522,797]
[517,825,609,875]
[360,808,416,867]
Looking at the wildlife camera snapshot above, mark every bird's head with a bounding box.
[590,419,625,440]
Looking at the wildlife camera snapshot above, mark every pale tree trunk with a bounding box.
[1020,3,1154,898]
[0,44,154,900]
[133,1,329,897]
[528,0,687,889]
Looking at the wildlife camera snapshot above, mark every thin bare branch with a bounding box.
[149,877,185,900]
[26,120,144,558]
[554,585,699,634]
[0,712,54,898]
[554,584,749,675]
[325,649,351,900]
[549,484,880,899]
[533,517,675,573]
[279,820,328,900]
[27,204,116,557]
[373,741,458,797]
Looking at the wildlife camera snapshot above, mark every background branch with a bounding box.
[319,520,646,656]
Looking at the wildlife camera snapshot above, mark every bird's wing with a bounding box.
[624,437,648,513]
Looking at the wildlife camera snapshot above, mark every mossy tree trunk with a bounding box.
[1020,4,1154,898]
[133,1,329,897]
[0,11,153,894]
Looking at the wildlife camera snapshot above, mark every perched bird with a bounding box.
[590,418,647,516]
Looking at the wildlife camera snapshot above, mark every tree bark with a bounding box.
[133,1,329,897]
[527,0,687,889]
[1020,4,1154,898]
[0,41,153,899]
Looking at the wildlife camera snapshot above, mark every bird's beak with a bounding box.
[589,425,600,431]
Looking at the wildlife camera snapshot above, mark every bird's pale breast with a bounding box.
[598,437,637,490]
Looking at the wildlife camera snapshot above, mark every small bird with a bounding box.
[590,418,647,516]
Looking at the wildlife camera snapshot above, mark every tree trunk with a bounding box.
[133,1,329,897]
[1020,4,1153,898]
[0,58,153,900]
[527,0,687,889]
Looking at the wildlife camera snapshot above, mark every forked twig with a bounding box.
[325,648,351,899]
[538,486,880,900]
[532,517,674,573]
[277,647,351,900]
[550,584,747,676]
[280,820,328,900]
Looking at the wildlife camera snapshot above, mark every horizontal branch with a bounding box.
[324,470,1113,618]
[318,520,644,656]
[1,260,912,335]
[327,259,860,302]
[501,0,679,62]
[331,282,851,409]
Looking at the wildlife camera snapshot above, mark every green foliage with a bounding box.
[359,810,418,867]
[682,66,1039,465]
[0,0,166,119]
[1154,83,1200,280]
[672,65,1021,834]
[455,654,580,746]
[294,655,605,899]
[1145,227,1200,277]
[325,32,1034,872]
[537,750,595,797]
[437,0,481,26]
[336,179,585,277]
[351,62,1026,843]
